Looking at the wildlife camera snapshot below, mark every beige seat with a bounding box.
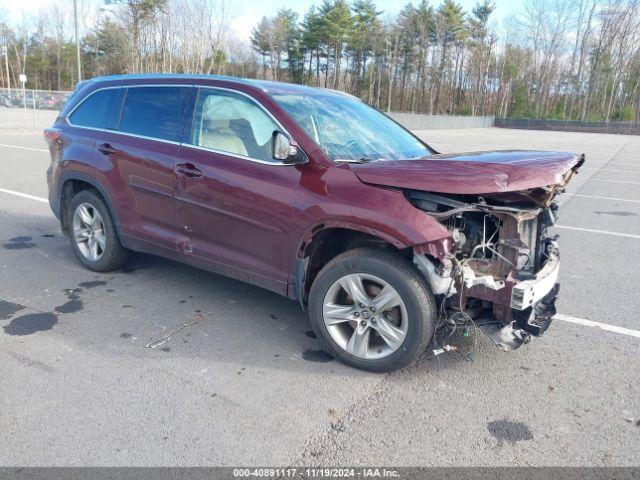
[200,119,248,157]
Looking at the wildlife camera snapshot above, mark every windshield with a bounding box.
[271,92,433,162]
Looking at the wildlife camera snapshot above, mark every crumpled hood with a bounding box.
[350,150,583,194]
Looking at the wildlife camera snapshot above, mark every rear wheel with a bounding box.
[308,248,436,372]
[66,189,131,272]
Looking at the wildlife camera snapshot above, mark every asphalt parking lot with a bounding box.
[0,123,639,466]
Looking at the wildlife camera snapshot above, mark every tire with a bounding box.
[65,189,131,272]
[308,247,436,372]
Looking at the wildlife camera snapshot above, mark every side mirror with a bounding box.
[272,131,307,165]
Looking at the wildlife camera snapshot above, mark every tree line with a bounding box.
[1,0,639,121]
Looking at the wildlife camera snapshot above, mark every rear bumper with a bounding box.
[46,166,61,221]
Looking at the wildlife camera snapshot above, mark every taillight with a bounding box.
[43,128,61,145]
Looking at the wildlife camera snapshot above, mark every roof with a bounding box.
[87,73,352,98]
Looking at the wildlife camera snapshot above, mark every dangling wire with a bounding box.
[432,255,480,362]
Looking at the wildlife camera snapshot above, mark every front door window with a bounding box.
[191,89,279,163]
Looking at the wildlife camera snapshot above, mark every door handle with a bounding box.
[97,143,117,155]
[176,163,203,178]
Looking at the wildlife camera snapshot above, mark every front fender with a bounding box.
[291,196,454,305]
[295,190,453,259]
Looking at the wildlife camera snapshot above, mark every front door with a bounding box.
[174,88,302,294]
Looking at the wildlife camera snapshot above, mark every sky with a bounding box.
[1,0,522,42]
[226,0,519,40]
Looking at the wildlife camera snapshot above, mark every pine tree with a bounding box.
[250,17,272,79]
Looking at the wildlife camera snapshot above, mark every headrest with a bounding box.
[201,94,274,145]
[204,118,230,130]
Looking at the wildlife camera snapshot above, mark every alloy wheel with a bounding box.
[72,202,106,261]
[322,273,408,360]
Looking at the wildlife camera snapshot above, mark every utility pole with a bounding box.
[19,73,26,118]
[73,0,82,83]
[1,46,9,95]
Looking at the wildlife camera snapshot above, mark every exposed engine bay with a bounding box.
[408,188,564,353]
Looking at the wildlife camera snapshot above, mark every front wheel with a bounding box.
[308,248,436,372]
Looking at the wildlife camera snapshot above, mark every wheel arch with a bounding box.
[293,221,413,307]
[58,171,123,242]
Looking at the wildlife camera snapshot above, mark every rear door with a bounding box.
[90,85,190,250]
[64,87,123,187]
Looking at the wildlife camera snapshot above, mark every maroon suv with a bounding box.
[45,74,583,372]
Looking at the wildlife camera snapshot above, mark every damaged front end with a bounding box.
[409,189,564,351]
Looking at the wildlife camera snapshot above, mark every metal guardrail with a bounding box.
[494,117,640,135]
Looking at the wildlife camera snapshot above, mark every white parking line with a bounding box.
[587,178,640,185]
[583,167,640,174]
[555,314,640,339]
[0,187,48,203]
[554,225,640,239]
[0,143,48,153]
[587,162,640,167]
[562,193,640,203]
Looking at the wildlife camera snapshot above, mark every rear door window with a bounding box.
[118,86,188,142]
[68,88,120,129]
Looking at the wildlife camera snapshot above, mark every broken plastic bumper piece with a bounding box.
[479,282,560,351]
[510,254,560,310]
[478,254,560,351]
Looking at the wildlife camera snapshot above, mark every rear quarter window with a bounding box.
[68,88,120,129]
[118,86,188,142]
